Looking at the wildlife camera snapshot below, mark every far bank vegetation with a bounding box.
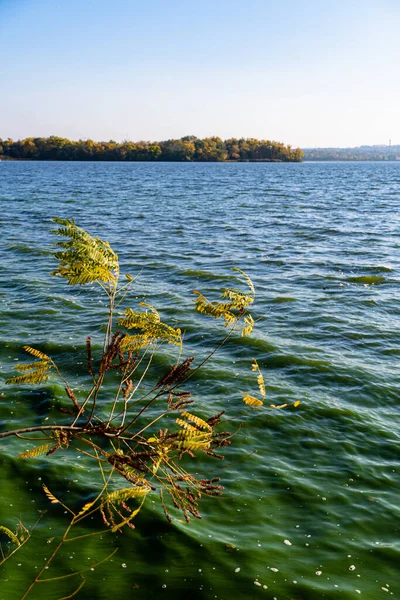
[0,135,303,162]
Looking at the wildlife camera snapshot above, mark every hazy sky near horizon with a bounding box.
[1,0,399,148]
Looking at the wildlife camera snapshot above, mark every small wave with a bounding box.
[46,295,86,310]
[368,265,393,273]
[347,275,386,285]
[266,353,332,371]
[6,242,52,256]
[35,307,58,315]
[272,297,296,303]
[7,242,32,253]
[180,268,236,281]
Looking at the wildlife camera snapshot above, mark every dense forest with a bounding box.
[0,135,303,162]
[303,145,400,161]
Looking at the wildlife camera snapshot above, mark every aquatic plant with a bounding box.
[1,218,269,597]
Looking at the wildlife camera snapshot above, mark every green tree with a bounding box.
[0,135,303,162]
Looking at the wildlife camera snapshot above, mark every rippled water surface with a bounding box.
[0,161,399,599]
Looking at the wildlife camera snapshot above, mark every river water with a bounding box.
[0,161,399,599]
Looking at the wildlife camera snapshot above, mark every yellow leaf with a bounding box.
[243,394,263,407]
[176,418,198,432]
[23,346,50,360]
[107,487,150,504]
[0,526,20,546]
[18,443,53,459]
[293,400,301,407]
[257,373,266,398]
[242,314,254,337]
[231,267,255,294]
[42,484,59,504]
[180,411,212,431]
[76,501,95,517]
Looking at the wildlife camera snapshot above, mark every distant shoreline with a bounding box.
[2,156,400,163]
[304,157,400,162]
[1,157,287,163]
[303,145,400,161]
[0,135,303,163]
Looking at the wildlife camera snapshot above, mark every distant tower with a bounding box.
[389,139,391,147]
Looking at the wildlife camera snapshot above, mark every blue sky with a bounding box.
[1,0,399,147]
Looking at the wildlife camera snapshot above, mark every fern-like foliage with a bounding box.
[242,314,255,337]
[175,418,200,432]
[42,484,60,504]
[220,289,254,308]
[0,526,20,547]
[7,371,50,385]
[51,217,119,285]
[3,219,269,561]
[179,411,212,431]
[232,267,255,294]
[119,303,181,347]
[18,443,53,459]
[13,360,47,372]
[22,346,50,360]
[251,359,266,398]
[193,291,236,326]
[243,359,265,407]
[76,501,95,518]
[245,360,301,410]
[106,487,150,505]
[172,429,212,451]
[7,347,52,385]
[17,430,67,458]
[194,268,255,335]
[243,394,263,407]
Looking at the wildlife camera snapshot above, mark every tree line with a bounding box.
[303,145,400,161]
[0,135,303,162]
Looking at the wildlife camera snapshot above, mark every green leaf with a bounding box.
[18,443,53,459]
[51,218,119,285]
[107,487,150,505]
[0,526,20,546]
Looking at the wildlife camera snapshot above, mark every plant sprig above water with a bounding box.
[2,217,283,598]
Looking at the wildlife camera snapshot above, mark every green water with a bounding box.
[0,161,399,599]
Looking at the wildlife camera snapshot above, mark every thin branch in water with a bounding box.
[38,547,118,582]
[57,576,86,600]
